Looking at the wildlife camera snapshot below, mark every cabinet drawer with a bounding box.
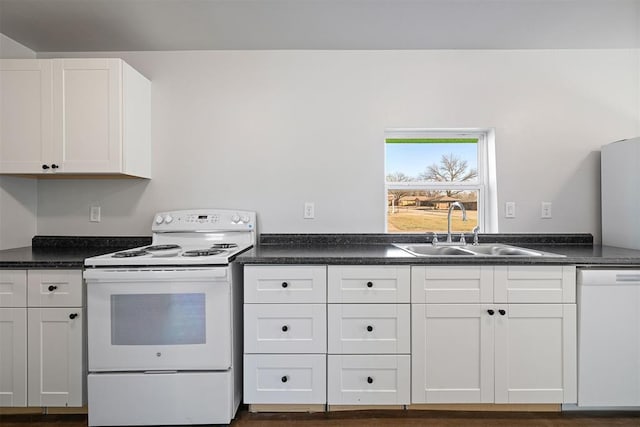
[411,265,493,304]
[244,354,326,404]
[327,355,410,405]
[494,265,576,303]
[244,265,326,303]
[328,266,410,303]
[327,304,410,354]
[27,270,83,307]
[0,270,27,308]
[244,304,326,354]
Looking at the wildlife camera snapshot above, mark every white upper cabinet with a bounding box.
[0,60,53,173]
[0,58,151,178]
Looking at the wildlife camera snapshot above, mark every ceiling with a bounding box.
[0,0,639,52]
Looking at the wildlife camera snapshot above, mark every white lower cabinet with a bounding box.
[244,354,327,404]
[0,308,27,406]
[327,355,410,405]
[0,269,85,408]
[243,263,577,409]
[411,265,577,405]
[27,307,84,407]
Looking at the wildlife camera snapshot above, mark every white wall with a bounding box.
[34,49,639,242]
[0,34,38,249]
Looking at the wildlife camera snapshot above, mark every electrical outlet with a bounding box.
[541,202,552,219]
[90,206,101,222]
[505,202,516,218]
[304,202,315,219]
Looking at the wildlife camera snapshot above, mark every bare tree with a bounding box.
[419,153,477,197]
[386,172,413,213]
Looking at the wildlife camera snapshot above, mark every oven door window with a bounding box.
[110,293,206,345]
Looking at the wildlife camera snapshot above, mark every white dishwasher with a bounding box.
[578,268,640,407]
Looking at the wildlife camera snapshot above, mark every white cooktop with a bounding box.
[84,209,256,267]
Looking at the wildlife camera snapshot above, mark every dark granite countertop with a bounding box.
[236,233,640,266]
[0,236,151,269]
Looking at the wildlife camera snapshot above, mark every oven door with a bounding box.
[85,268,231,372]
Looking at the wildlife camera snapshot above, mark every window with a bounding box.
[385,129,497,233]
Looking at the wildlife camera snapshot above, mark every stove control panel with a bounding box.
[152,209,256,232]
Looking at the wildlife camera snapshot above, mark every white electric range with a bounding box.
[83,209,256,426]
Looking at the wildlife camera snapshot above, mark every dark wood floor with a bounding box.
[2,409,640,427]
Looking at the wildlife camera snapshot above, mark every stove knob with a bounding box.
[164,215,173,224]
[155,215,164,225]
[241,215,250,224]
[231,215,240,224]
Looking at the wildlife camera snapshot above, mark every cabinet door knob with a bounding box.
[487,309,495,315]
[498,309,506,316]
[281,282,288,288]
[367,376,374,384]
[51,164,59,169]
[281,325,288,332]
[366,281,373,288]
[48,285,58,292]
[42,164,50,170]
[366,325,373,332]
[281,376,288,383]
[69,313,78,319]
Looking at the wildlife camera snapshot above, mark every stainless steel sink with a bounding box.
[396,244,478,256]
[392,243,564,257]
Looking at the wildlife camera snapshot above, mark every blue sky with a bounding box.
[386,142,477,178]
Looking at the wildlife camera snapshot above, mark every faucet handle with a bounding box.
[459,233,466,245]
[431,232,439,246]
[472,226,480,245]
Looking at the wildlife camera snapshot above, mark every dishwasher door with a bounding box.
[578,269,640,407]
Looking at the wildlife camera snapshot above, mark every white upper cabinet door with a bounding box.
[328,266,410,303]
[494,266,576,303]
[0,60,53,174]
[494,303,577,404]
[411,266,494,304]
[411,304,494,404]
[52,59,122,174]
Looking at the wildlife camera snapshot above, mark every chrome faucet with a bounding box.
[446,201,467,243]
[472,226,480,245]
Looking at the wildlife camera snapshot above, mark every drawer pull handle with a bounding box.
[281,376,288,383]
[51,164,59,169]
[367,325,373,332]
[69,313,78,320]
[367,376,374,384]
[42,164,50,170]
[282,325,288,332]
[487,309,495,315]
[366,281,373,288]
[281,282,288,288]
[48,285,58,292]
[498,309,506,316]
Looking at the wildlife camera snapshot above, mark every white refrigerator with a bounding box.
[601,137,640,249]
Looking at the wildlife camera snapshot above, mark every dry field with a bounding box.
[388,208,478,232]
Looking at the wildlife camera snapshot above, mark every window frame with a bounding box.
[384,128,498,233]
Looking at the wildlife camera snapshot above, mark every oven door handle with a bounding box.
[83,268,228,282]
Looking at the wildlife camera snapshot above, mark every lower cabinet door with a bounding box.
[327,355,410,405]
[411,304,494,404]
[0,308,27,406]
[244,354,326,404]
[494,304,577,404]
[27,308,84,407]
